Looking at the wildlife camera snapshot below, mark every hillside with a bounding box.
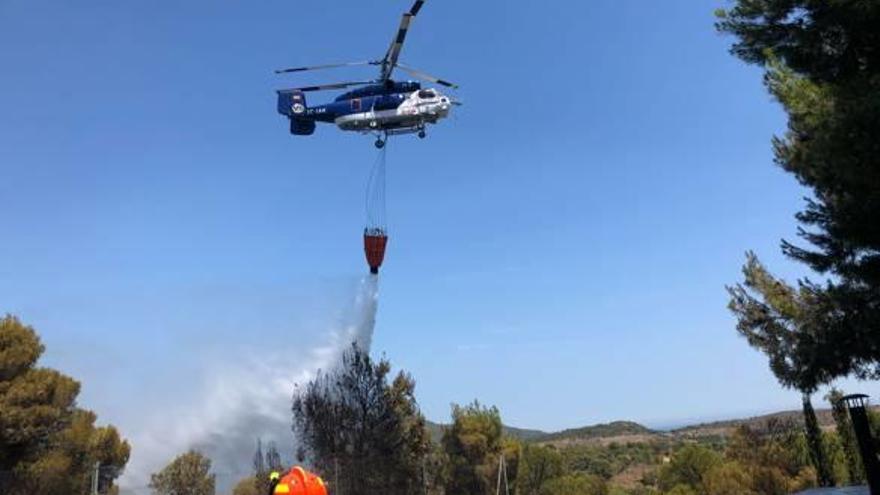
[426,420,657,446]
[539,421,655,444]
[671,406,878,440]
[428,406,879,447]
[425,421,547,443]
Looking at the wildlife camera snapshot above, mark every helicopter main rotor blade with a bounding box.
[409,0,426,16]
[380,0,426,81]
[277,80,375,93]
[395,63,458,89]
[275,61,376,74]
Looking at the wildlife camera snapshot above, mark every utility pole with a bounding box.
[495,454,510,495]
[91,462,100,495]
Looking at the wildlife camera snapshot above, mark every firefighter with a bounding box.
[267,471,280,495]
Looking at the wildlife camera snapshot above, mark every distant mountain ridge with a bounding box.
[539,421,653,443]
[424,421,547,443]
[426,406,878,446]
[425,420,653,444]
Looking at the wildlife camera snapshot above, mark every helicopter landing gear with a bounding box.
[418,129,427,139]
[374,130,389,149]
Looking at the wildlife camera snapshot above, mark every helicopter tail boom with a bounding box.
[277,90,315,135]
[277,89,308,117]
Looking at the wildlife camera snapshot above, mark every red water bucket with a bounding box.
[364,230,388,274]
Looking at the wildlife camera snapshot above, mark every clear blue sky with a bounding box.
[3,0,879,438]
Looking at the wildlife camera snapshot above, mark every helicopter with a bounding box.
[275,0,459,148]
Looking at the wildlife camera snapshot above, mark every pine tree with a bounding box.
[518,444,564,495]
[292,344,430,495]
[803,394,835,487]
[253,439,265,476]
[149,450,215,495]
[718,0,880,384]
[441,401,506,495]
[252,439,269,494]
[0,315,130,495]
[265,442,283,473]
[727,256,835,486]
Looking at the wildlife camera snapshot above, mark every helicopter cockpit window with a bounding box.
[418,89,436,99]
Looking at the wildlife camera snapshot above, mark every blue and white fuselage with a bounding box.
[277,81,453,138]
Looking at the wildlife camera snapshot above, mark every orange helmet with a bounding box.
[273,466,327,495]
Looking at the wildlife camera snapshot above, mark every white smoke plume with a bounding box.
[118,276,378,495]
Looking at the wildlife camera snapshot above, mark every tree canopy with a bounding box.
[0,315,130,494]
[719,0,880,384]
[292,344,431,495]
[149,450,216,495]
[518,444,565,495]
[441,400,523,495]
[250,439,284,494]
[658,444,722,493]
[232,476,260,495]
